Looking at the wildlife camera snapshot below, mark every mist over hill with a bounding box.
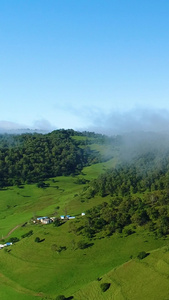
[87,108,169,136]
[0,128,169,195]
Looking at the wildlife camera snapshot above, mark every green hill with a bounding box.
[0,131,169,299]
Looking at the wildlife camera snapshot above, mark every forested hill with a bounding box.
[0,129,119,187]
[87,151,169,198]
[1,129,169,192]
[76,135,169,238]
[82,132,169,203]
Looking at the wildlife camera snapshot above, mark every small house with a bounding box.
[41,218,52,224]
[60,215,65,220]
[0,243,12,250]
[81,213,85,216]
[37,216,48,223]
[5,242,12,246]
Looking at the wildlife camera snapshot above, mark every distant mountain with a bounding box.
[0,128,49,134]
[0,121,52,134]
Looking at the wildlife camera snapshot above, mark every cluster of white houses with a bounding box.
[35,213,85,224]
[35,216,56,224]
[60,215,75,220]
[60,212,85,220]
[0,213,87,250]
[0,242,12,250]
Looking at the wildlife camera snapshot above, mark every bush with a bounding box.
[123,227,135,236]
[100,282,111,292]
[8,237,19,243]
[137,251,148,260]
[54,218,61,227]
[35,237,40,243]
[77,240,88,249]
[96,277,102,281]
[21,230,33,238]
[37,181,45,188]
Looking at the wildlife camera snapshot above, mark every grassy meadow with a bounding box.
[74,246,169,300]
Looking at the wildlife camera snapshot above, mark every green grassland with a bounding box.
[0,153,169,299]
[0,155,117,238]
[0,224,168,299]
[74,246,169,300]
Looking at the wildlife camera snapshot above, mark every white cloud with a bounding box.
[0,121,27,131]
[87,108,169,135]
[33,119,55,132]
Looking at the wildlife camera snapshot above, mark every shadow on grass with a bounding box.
[77,242,94,250]
[50,185,59,189]
[137,251,150,260]
[86,242,94,248]
[39,238,45,243]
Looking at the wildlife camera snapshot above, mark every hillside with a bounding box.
[0,130,169,299]
[0,129,119,187]
[74,246,169,300]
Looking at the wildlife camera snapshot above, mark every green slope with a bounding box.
[0,224,168,299]
[74,246,169,300]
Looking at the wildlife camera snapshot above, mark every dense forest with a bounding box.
[73,143,169,238]
[0,129,117,187]
[86,151,169,198]
[71,188,169,239]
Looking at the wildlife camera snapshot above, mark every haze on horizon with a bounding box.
[1,1,169,135]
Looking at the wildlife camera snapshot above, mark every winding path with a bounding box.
[0,225,20,240]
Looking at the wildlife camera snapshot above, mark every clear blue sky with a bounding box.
[1,0,169,133]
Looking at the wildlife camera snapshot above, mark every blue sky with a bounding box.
[1,0,169,133]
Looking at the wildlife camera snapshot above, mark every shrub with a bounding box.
[123,228,135,236]
[137,251,148,260]
[35,237,40,243]
[77,240,88,249]
[100,282,111,292]
[37,181,45,188]
[21,230,33,238]
[54,218,61,227]
[96,277,102,281]
[8,237,19,243]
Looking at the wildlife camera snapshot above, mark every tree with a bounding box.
[35,237,40,243]
[8,237,19,243]
[77,240,88,249]
[100,283,111,292]
[37,181,45,188]
[53,218,61,227]
[137,251,148,260]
